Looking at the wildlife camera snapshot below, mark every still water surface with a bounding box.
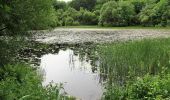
[40,49,103,100]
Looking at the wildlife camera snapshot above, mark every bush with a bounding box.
[0,64,75,100]
[104,74,170,100]
[0,37,25,66]
[127,74,170,99]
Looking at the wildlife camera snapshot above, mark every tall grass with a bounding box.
[99,38,170,99]
[99,38,170,84]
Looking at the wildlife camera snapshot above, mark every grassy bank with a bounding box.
[98,38,170,99]
[58,25,170,30]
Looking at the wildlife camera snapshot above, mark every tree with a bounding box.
[139,0,170,26]
[56,7,80,26]
[64,17,74,26]
[69,0,97,11]
[99,1,135,26]
[95,0,112,10]
[53,0,67,10]
[0,0,12,33]
[0,0,57,34]
[130,0,146,14]
[78,8,98,25]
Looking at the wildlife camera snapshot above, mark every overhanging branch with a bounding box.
[0,27,7,31]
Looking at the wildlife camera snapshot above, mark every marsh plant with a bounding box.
[99,38,170,99]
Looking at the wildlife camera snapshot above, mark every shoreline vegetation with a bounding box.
[99,38,170,99]
[0,0,170,99]
[58,25,170,29]
[0,38,76,100]
[1,33,170,99]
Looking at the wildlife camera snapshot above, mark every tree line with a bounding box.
[55,0,170,27]
[0,0,170,34]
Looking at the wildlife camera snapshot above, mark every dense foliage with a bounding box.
[52,0,170,27]
[0,64,75,100]
[0,0,73,99]
[139,0,170,26]
[99,1,135,26]
[104,74,170,100]
[1,0,169,32]
[0,37,24,66]
[0,0,57,34]
[69,0,97,11]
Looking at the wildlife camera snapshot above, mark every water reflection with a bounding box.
[40,49,103,100]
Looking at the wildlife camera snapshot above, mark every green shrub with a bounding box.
[104,74,170,100]
[0,64,75,100]
[0,37,26,66]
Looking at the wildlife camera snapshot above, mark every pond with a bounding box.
[17,36,170,100]
[40,49,103,100]
[19,43,104,100]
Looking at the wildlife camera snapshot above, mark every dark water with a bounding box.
[40,49,103,100]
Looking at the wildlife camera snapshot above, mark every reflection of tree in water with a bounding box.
[68,50,75,70]
[18,41,108,84]
[18,42,96,63]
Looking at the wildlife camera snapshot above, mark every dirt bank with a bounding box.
[33,28,170,44]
